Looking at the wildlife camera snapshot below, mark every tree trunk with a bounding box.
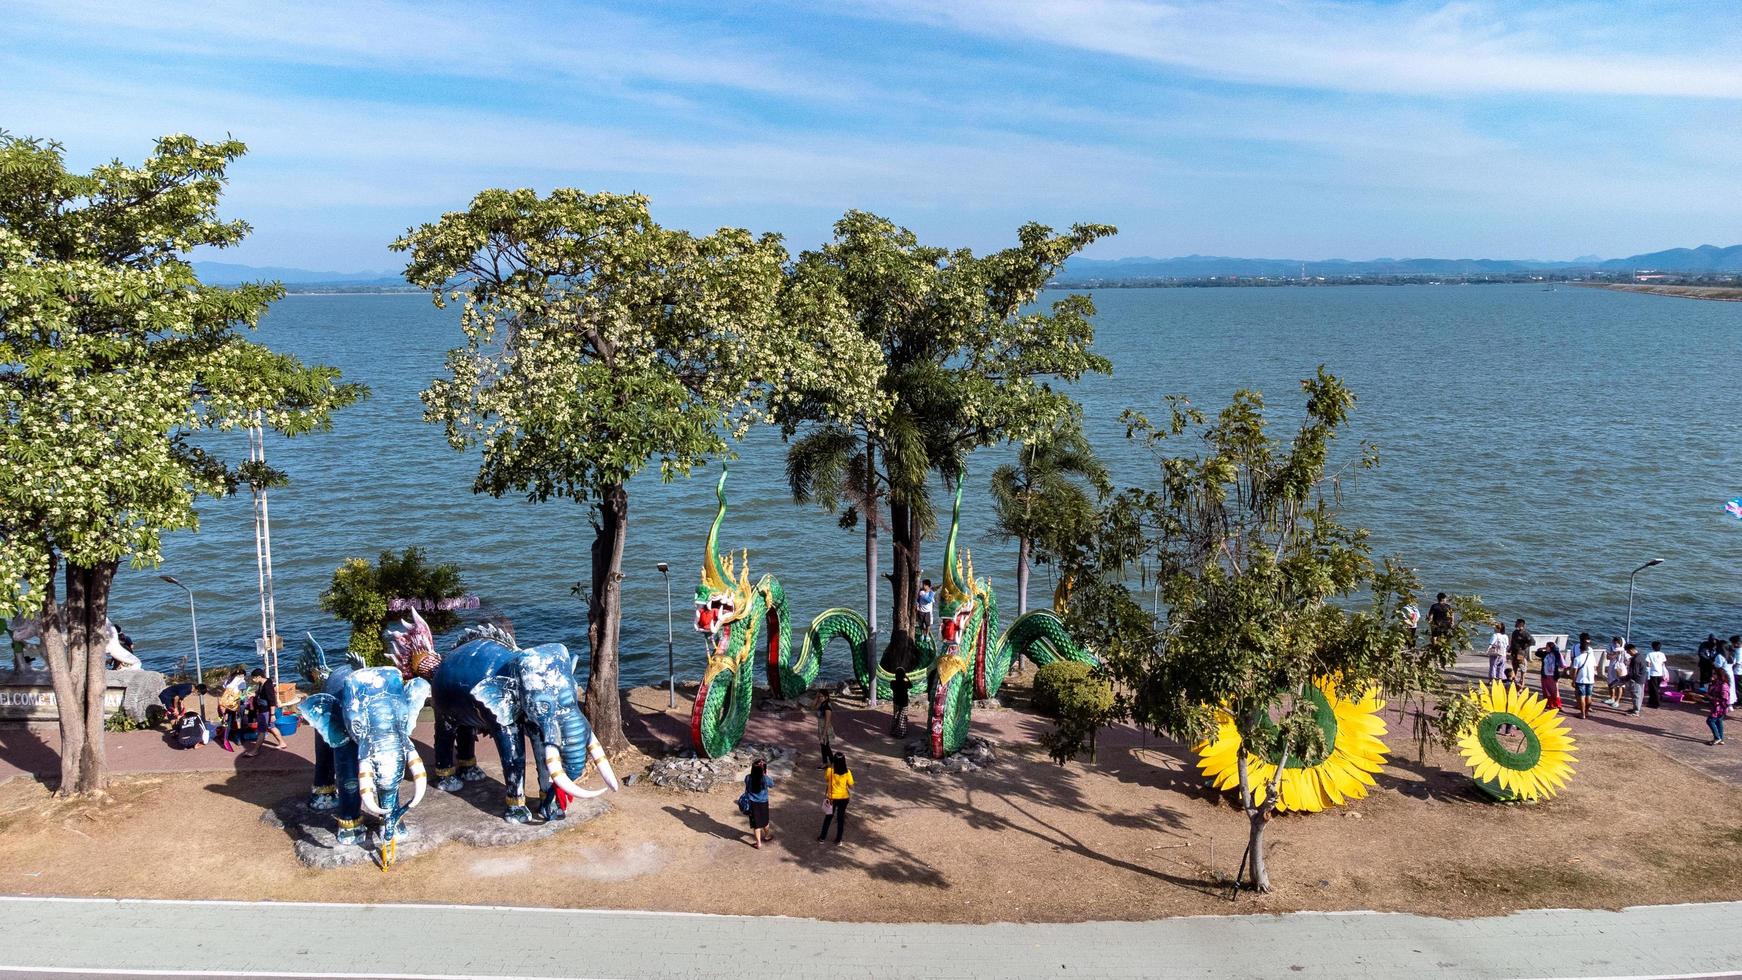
[42,559,114,796]
[1245,807,1272,893]
[1016,536,1030,617]
[76,562,114,794]
[865,502,879,707]
[884,501,921,673]
[585,483,630,756]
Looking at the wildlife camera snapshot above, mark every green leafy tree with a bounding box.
[396,190,880,753]
[0,132,364,794]
[319,547,467,665]
[1049,370,1483,893]
[780,212,1115,672]
[989,414,1109,618]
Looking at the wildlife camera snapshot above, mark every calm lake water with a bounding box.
[103,284,1742,684]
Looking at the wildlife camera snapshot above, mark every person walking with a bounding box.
[1484,623,1509,680]
[1427,593,1455,647]
[816,693,836,769]
[890,669,910,738]
[743,758,775,849]
[1570,633,1598,720]
[241,668,285,757]
[817,751,853,844]
[1707,672,1731,746]
[1731,638,1742,706]
[1625,643,1648,716]
[1604,636,1627,708]
[1646,641,1667,708]
[1538,640,1563,711]
[1508,619,1534,682]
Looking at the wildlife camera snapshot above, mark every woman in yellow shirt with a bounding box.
[818,751,853,844]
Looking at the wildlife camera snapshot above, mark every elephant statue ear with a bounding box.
[297,694,351,748]
[471,675,521,729]
[403,677,432,740]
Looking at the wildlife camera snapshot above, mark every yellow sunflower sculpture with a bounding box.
[1458,680,1576,802]
[1194,677,1389,813]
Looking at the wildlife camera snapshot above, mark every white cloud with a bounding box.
[858,0,1742,99]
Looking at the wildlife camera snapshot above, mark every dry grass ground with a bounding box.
[0,679,1735,924]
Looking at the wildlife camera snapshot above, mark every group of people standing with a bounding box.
[1486,620,1739,746]
[739,693,855,850]
[1488,620,1658,718]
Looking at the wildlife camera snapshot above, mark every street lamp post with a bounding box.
[658,562,674,709]
[159,574,205,716]
[1625,558,1664,646]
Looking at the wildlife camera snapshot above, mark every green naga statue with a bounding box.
[689,466,1098,759]
[690,468,813,758]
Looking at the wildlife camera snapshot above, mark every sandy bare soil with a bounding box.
[1,678,1737,924]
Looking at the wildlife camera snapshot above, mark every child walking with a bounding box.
[818,751,853,844]
[1709,673,1731,746]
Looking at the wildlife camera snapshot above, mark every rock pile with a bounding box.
[646,741,797,792]
[904,735,997,775]
[264,778,610,870]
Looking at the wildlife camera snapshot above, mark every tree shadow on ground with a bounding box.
[1373,754,1490,805]
[662,803,745,843]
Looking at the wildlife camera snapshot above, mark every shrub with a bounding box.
[1033,660,1094,716]
[1034,659,1114,761]
[319,547,466,666]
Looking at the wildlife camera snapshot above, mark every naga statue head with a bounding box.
[383,607,442,680]
[694,467,752,652]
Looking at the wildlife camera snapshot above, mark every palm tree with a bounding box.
[787,423,887,663]
[990,418,1109,617]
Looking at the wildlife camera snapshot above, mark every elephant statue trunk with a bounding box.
[432,632,619,823]
[296,634,432,869]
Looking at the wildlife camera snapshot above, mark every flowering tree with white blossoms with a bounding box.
[395,189,883,753]
[0,133,364,794]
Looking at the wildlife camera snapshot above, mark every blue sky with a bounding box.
[5,0,1739,270]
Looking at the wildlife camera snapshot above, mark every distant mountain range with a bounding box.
[1057,244,1742,282]
[192,261,403,287]
[192,244,1742,289]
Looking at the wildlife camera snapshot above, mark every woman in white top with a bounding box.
[1484,624,1509,680]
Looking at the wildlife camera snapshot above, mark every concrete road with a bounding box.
[0,895,1739,979]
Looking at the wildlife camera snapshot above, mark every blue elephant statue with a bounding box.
[296,635,431,867]
[429,623,620,824]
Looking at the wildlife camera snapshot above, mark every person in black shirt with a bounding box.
[242,669,285,757]
[157,682,206,718]
[1508,619,1534,679]
[1699,635,1718,687]
[1427,593,1455,645]
[890,670,910,738]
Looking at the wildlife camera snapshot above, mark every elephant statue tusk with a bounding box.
[357,757,387,817]
[587,735,621,792]
[545,745,607,800]
[407,753,427,809]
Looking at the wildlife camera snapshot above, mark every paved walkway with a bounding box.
[0,895,1738,979]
